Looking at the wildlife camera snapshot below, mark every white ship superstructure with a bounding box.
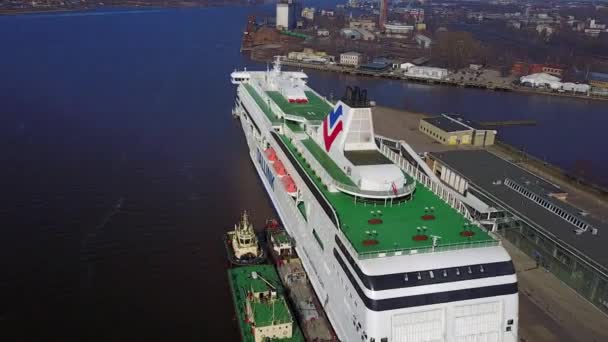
[230,58,518,342]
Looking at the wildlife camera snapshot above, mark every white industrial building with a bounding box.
[415,34,432,48]
[317,28,329,37]
[520,73,560,87]
[400,63,448,80]
[355,28,375,41]
[340,51,363,66]
[536,24,554,36]
[520,73,590,93]
[276,0,297,30]
[301,7,314,20]
[287,50,333,64]
[384,22,414,35]
[349,18,376,30]
[340,28,362,40]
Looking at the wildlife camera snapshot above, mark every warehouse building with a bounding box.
[400,63,448,80]
[589,72,608,96]
[419,114,496,146]
[426,150,608,316]
[355,28,375,41]
[339,51,363,67]
[349,18,376,30]
[340,28,362,40]
[589,72,608,89]
[384,22,414,35]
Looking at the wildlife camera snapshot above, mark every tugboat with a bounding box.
[225,212,266,266]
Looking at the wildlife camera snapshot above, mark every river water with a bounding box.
[0,4,606,341]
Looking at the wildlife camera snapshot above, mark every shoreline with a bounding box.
[0,1,250,15]
[255,56,608,103]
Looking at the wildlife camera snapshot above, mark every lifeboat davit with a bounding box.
[282,176,297,195]
[265,147,277,162]
[273,160,287,177]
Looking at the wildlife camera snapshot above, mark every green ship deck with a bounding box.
[242,82,496,257]
[278,135,496,257]
[266,90,331,121]
[244,84,281,124]
[227,265,304,342]
[301,139,355,186]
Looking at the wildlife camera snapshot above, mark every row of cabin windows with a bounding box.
[233,77,249,82]
[505,179,589,230]
[403,265,485,282]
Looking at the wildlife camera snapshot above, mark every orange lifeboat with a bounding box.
[265,147,277,162]
[282,176,297,195]
[273,160,287,176]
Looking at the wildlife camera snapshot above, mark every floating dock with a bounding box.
[268,229,336,341]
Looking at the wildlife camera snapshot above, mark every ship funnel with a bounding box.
[341,86,370,108]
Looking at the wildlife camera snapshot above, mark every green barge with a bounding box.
[227,265,304,342]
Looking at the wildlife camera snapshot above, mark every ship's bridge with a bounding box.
[231,70,251,84]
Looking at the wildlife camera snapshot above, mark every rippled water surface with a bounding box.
[1,4,606,341]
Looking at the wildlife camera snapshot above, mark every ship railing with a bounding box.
[275,172,307,227]
[283,126,337,191]
[284,126,416,199]
[307,119,323,126]
[379,142,474,221]
[375,135,400,150]
[334,181,416,199]
[282,113,322,127]
[272,130,342,230]
[248,82,288,120]
[283,113,306,123]
[356,238,501,260]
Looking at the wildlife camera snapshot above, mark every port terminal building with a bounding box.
[419,114,496,147]
[425,150,608,315]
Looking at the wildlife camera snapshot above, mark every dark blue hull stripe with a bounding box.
[334,249,518,311]
[335,235,515,291]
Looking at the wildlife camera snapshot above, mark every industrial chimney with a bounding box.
[379,0,388,30]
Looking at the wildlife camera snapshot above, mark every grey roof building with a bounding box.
[427,149,608,315]
[420,114,496,147]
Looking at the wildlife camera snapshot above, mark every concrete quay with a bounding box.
[372,105,608,342]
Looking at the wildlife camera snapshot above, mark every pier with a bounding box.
[372,105,608,342]
[478,120,537,127]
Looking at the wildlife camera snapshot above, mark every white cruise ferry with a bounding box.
[230,59,518,342]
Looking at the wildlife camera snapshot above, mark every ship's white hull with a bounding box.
[235,85,518,342]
